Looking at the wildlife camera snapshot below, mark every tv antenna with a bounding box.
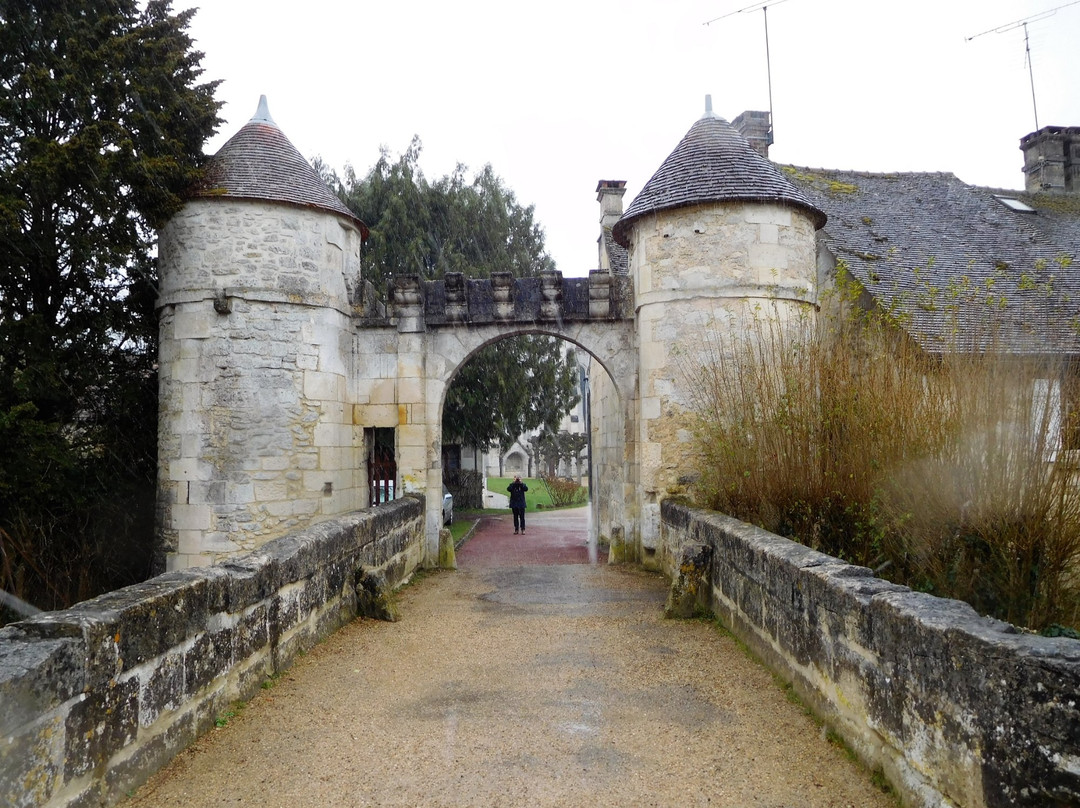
[704,0,794,146]
[966,0,1080,131]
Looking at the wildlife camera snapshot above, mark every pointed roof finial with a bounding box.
[251,94,276,126]
[612,100,825,247]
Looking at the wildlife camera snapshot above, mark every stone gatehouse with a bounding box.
[158,93,1080,575]
[155,95,826,572]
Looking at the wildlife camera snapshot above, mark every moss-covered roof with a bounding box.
[784,166,1080,354]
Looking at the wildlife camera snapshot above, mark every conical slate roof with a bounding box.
[612,100,825,247]
[196,96,368,238]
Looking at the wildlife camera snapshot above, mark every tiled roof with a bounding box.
[612,110,825,247]
[601,227,629,275]
[196,97,368,238]
[783,166,1080,354]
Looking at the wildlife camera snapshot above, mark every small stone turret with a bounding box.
[612,95,824,568]
[156,97,369,570]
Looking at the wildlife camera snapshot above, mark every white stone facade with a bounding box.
[155,107,821,575]
[620,200,820,563]
[157,199,365,569]
[158,201,637,570]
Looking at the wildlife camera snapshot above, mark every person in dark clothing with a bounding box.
[507,474,528,534]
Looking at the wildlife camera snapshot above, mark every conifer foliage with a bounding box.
[0,1,220,617]
[328,141,581,465]
[327,137,556,294]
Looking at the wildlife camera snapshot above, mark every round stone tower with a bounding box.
[156,97,369,571]
[612,96,826,567]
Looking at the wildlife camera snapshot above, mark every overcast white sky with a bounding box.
[175,0,1080,277]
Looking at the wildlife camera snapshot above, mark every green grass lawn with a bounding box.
[447,518,474,544]
[451,477,591,546]
[450,478,587,543]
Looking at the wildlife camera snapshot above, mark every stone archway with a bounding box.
[374,319,637,565]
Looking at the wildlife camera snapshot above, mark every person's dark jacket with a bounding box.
[507,479,528,509]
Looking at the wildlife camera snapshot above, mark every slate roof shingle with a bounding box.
[196,97,368,238]
[612,110,826,248]
[783,166,1080,355]
[601,228,629,275]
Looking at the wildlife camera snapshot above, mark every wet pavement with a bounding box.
[455,507,602,567]
[125,506,895,808]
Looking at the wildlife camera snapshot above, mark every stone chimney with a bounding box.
[597,180,627,227]
[1021,125,1080,194]
[732,110,773,159]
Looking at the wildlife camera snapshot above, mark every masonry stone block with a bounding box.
[744,206,793,226]
[354,403,398,427]
[302,370,343,401]
[252,479,288,502]
[640,396,662,421]
[63,675,139,780]
[0,633,85,737]
[100,709,198,806]
[172,309,214,340]
[293,498,320,517]
[168,458,212,482]
[396,375,423,404]
[313,422,348,450]
[0,711,64,808]
[176,530,209,556]
[182,627,235,699]
[396,423,427,448]
[665,542,712,618]
[170,355,216,384]
[664,501,1080,808]
[169,503,212,532]
[367,379,397,406]
[638,341,666,373]
[748,241,790,273]
[136,652,185,728]
[366,351,398,378]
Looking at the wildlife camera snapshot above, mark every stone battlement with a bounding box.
[356,270,634,331]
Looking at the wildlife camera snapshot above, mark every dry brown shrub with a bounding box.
[681,271,1080,631]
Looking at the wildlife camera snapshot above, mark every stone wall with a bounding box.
[588,356,634,561]
[157,199,366,571]
[661,501,1080,808]
[0,497,424,808]
[627,201,819,558]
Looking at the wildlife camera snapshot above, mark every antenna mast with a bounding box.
[704,0,792,145]
[966,0,1080,132]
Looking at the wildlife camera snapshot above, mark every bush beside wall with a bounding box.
[0,496,425,808]
[661,500,1080,808]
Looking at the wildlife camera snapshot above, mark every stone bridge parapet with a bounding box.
[355,269,634,331]
[0,498,425,808]
[661,501,1080,808]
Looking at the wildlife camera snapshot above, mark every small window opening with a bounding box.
[994,196,1036,213]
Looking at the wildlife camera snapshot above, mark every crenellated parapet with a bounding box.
[357,269,633,332]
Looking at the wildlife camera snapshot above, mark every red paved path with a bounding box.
[454,505,602,567]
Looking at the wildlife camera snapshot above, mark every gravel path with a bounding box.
[125,509,895,808]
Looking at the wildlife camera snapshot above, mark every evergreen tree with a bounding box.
[333,141,580,465]
[331,138,555,294]
[443,336,581,457]
[0,0,220,615]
